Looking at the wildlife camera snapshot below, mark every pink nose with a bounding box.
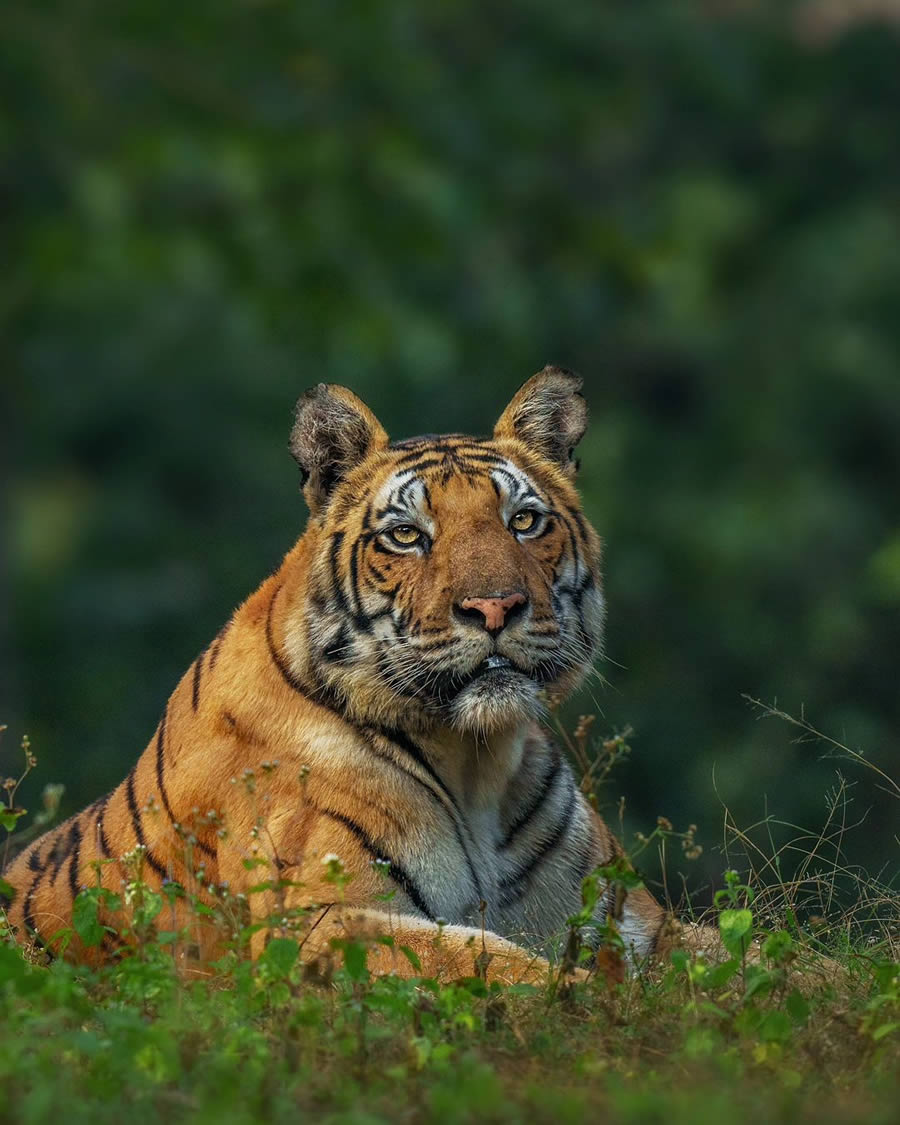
[458,592,527,633]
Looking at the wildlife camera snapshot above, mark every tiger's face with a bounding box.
[287,368,604,735]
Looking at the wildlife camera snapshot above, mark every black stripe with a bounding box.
[647,914,667,956]
[23,872,42,939]
[50,820,78,883]
[22,837,54,941]
[125,769,144,844]
[390,457,447,475]
[557,510,583,584]
[348,536,373,630]
[367,726,485,901]
[317,808,435,921]
[67,821,83,899]
[392,443,464,465]
[500,800,576,908]
[142,848,168,880]
[328,532,349,613]
[375,726,458,819]
[266,585,310,695]
[125,769,168,880]
[93,795,112,858]
[566,506,589,543]
[500,746,563,849]
[207,618,232,673]
[322,623,352,664]
[458,451,508,467]
[155,704,216,862]
[154,707,175,820]
[191,653,204,711]
[394,477,417,511]
[489,465,526,494]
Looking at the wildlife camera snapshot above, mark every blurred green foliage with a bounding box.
[2,0,898,899]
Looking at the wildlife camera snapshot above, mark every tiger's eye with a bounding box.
[389,525,422,547]
[511,510,538,533]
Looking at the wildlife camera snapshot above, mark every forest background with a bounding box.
[3,0,898,907]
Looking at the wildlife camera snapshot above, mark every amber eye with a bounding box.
[510,510,539,534]
[388,525,423,547]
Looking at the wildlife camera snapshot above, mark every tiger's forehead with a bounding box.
[371,438,546,525]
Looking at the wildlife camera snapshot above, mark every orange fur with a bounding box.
[2,369,711,981]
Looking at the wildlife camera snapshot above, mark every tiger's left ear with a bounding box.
[290,384,389,514]
[493,366,588,476]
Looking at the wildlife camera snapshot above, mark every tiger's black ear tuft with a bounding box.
[290,384,388,514]
[493,366,588,476]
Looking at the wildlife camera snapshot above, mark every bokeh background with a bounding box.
[3,0,899,904]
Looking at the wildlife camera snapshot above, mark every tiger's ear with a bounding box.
[290,384,389,513]
[493,366,587,476]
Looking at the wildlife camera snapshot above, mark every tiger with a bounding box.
[2,367,716,982]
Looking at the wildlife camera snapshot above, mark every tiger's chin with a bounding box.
[447,669,546,735]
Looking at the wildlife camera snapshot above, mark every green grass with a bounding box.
[1,917,898,1125]
[1,713,899,1125]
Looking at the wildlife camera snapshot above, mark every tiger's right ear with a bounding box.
[290,384,389,514]
[493,366,587,477]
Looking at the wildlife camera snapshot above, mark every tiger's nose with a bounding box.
[455,592,528,635]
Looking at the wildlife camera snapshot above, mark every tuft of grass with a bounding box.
[0,710,898,1125]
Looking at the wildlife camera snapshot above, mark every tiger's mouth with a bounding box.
[400,648,572,711]
[457,652,543,694]
[470,654,515,678]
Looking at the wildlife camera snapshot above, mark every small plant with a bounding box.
[1,728,64,873]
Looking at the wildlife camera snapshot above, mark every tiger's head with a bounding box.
[283,367,604,736]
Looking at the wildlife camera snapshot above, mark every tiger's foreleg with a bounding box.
[294,906,556,986]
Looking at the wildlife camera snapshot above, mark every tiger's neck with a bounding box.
[414,725,531,808]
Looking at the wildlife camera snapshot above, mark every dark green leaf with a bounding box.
[260,938,299,978]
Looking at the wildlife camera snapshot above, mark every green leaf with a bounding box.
[344,936,373,981]
[100,891,122,912]
[340,939,369,982]
[399,945,422,973]
[260,937,299,978]
[669,949,690,972]
[872,1022,899,1042]
[0,877,16,904]
[719,909,753,957]
[743,963,778,1000]
[703,958,740,989]
[762,929,794,964]
[785,989,810,1026]
[72,890,105,948]
[758,1010,793,1043]
[0,809,25,832]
